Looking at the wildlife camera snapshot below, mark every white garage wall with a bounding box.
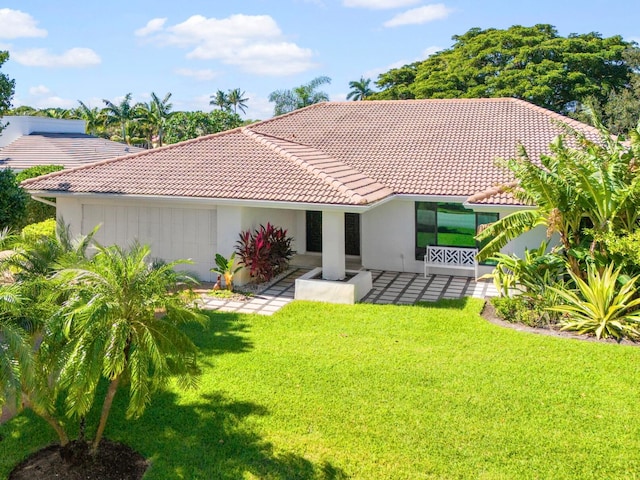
[81,202,217,282]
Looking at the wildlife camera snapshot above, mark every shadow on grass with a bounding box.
[184,311,255,357]
[105,389,349,480]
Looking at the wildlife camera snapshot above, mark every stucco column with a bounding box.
[322,210,345,280]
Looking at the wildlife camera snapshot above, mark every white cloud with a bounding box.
[363,46,440,79]
[33,96,77,109]
[11,47,101,67]
[142,14,316,76]
[135,17,167,37]
[175,68,218,81]
[384,3,452,27]
[28,85,50,96]
[422,45,442,57]
[343,0,420,8]
[0,9,47,39]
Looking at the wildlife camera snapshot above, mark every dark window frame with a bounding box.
[414,202,499,262]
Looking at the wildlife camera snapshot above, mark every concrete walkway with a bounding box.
[200,268,498,316]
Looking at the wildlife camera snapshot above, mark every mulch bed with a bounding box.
[9,439,148,480]
[480,300,639,346]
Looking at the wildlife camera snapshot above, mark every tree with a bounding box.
[103,93,136,144]
[370,25,636,115]
[347,77,374,101]
[227,88,249,114]
[0,51,15,136]
[210,89,230,111]
[0,284,32,410]
[477,120,640,277]
[135,92,173,147]
[77,101,107,136]
[54,242,205,452]
[164,110,243,144]
[268,76,331,115]
[0,169,28,230]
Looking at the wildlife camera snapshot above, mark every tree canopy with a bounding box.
[0,51,15,136]
[268,76,331,115]
[370,25,637,116]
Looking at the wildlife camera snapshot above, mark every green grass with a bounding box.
[2,299,640,479]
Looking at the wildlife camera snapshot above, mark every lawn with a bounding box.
[2,299,640,479]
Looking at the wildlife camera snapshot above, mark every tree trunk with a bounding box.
[92,377,120,454]
[22,394,69,446]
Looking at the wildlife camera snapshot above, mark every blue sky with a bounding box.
[1,0,638,119]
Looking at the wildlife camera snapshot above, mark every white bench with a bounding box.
[424,246,478,279]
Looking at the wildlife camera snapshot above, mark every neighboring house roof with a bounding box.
[0,132,144,171]
[22,98,602,207]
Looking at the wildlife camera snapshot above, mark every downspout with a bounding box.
[31,196,57,208]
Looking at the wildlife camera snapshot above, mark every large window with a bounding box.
[415,202,499,260]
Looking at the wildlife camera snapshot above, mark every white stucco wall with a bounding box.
[57,197,217,281]
[0,116,86,148]
[361,198,422,273]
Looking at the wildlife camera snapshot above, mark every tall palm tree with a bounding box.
[103,93,136,144]
[150,91,172,146]
[347,77,374,101]
[268,76,331,116]
[209,89,230,111]
[55,242,205,453]
[227,88,248,114]
[77,100,106,136]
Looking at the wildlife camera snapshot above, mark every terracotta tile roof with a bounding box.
[22,98,602,207]
[0,132,144,171]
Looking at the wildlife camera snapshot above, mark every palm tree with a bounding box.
[227,88,249,115]
[347,77,374,101]
[77,101,106,136]
[268,76,331,116]
[55,242,205,453]
[0,284,31,410]
[209,89,230,111]
[150,91,172,147]
[103,93,136,144]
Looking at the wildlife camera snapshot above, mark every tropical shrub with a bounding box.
[20,218,56,241]
[0,168,28,230]
[548,263,640,341]
[16,165,64,227]
[236,223,294,283]
[210,252,242,291]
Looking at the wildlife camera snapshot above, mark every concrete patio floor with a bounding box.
[199,267,498,316]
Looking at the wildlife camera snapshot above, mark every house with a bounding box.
[21,98,601,284]
[0,115,143,171]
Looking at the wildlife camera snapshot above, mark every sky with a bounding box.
[1,0,638,120]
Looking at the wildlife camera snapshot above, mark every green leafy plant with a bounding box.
[548,263,640,341]
[210,252,242,291]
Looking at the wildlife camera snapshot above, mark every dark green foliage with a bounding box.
[0,50,15,135]
[0,169,27,230]
[164,110,243,144]
[16,165,65,227]
[371,25,636,116]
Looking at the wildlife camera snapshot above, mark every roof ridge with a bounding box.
[241,128,391,205]
[506,98,603,136]
[20,126,246,187]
